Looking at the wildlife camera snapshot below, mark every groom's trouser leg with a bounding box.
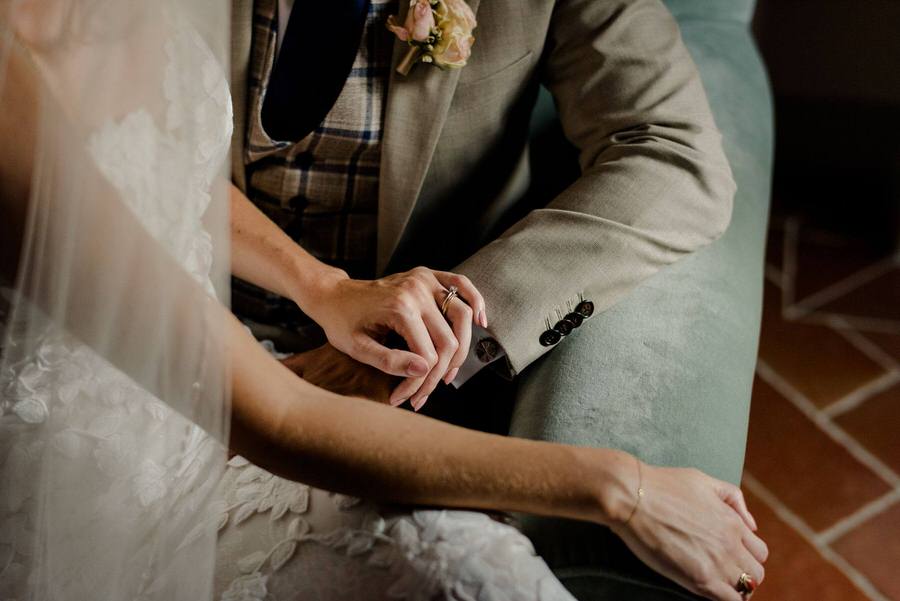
[508,243,762,600]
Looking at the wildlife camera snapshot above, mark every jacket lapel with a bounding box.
[377,0,482,274]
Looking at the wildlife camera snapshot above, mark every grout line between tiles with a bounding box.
[742,473,890,601]
[756,360,900,489]
[781,216,799,308]
[831,317,900,372]
[817,489,900,546]
[787,256,897,318]
[764,264,783,287]
[823,371,900,419]
[800,312,900,337]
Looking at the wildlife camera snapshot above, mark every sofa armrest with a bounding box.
[511,22,773,601]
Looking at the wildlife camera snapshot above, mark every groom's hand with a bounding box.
[281,343,398,404]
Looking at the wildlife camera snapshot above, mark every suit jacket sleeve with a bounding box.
[455,0,736,375]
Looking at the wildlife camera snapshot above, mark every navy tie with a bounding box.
[262,0,372,142]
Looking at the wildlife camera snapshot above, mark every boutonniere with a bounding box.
[387,0,477,76]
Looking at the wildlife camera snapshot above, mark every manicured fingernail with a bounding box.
[480,311,488,328]
[412,396,428,412]
[407,359,429,377]
[444,368,459,385]
[390,396,407,407]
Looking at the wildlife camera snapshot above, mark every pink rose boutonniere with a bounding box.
[387,0,477,76]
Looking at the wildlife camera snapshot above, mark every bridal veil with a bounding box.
[0,1,232,598]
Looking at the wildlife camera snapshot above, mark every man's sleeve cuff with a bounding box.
[450,324,506,388]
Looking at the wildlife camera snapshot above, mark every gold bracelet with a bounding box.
[624,457,645,525]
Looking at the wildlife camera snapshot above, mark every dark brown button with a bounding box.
[553,319,574,336]
[565,312,584,327]
[540,329,562,347]
[575,301,595,318]
[475,338,500,363]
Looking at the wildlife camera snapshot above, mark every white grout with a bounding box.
[755,361,900,489]
[823,371,900,419]
[782,217,799,307]
[756,221,900,600]
[788,256,898,318]
[777,219,899,330]
[832,317,900,372]
[742,473,891,601]
[801,312,900,336]
[764,264,783,287]
[817,489,900,546]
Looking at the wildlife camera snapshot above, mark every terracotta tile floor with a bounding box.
[744,215,900,601]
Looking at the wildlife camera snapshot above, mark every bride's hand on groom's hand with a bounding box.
[607,463,767,601]
[280,344,398,404]
[304,267,486,411]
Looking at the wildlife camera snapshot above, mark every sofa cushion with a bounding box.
[662,0,757,25]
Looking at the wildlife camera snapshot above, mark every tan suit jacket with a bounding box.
[230,0,736,375]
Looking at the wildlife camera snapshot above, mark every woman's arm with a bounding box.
[228,183,346,317]
[229,184,486,408]
[227,311,766,601]
[228,308,619,517]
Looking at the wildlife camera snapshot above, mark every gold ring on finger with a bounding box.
[440,286,459,316]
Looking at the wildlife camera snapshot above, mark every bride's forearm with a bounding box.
[276,399,636,526]
[229,184,347,310]
[225,313,637,527]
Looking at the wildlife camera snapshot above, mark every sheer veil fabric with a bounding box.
[0,1,232,599]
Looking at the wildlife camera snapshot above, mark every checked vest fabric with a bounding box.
[233,0,398,330]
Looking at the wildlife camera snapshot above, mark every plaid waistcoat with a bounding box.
[234,0,397,329]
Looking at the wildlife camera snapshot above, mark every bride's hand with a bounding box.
[607,463,768,601]
[305,267,487,410]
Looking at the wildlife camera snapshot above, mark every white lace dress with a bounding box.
[1,16,577,601]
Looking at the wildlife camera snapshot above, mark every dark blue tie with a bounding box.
[262,0,372,142]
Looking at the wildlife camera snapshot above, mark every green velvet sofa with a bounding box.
[513,0,773,598]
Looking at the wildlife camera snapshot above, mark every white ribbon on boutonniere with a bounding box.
[387,0,477,76]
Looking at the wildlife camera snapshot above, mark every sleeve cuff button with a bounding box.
[553,319,574,336]
[575,300,594,318]
[539,330,562,347]
[475,338,501,363]
[565,312,584,327]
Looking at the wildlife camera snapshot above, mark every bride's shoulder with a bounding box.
[162,8,233,134]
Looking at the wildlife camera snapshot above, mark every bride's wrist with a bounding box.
[284,258,349,318]
[576,447,642,529]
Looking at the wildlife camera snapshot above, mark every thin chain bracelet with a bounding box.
[624,456,645,525]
